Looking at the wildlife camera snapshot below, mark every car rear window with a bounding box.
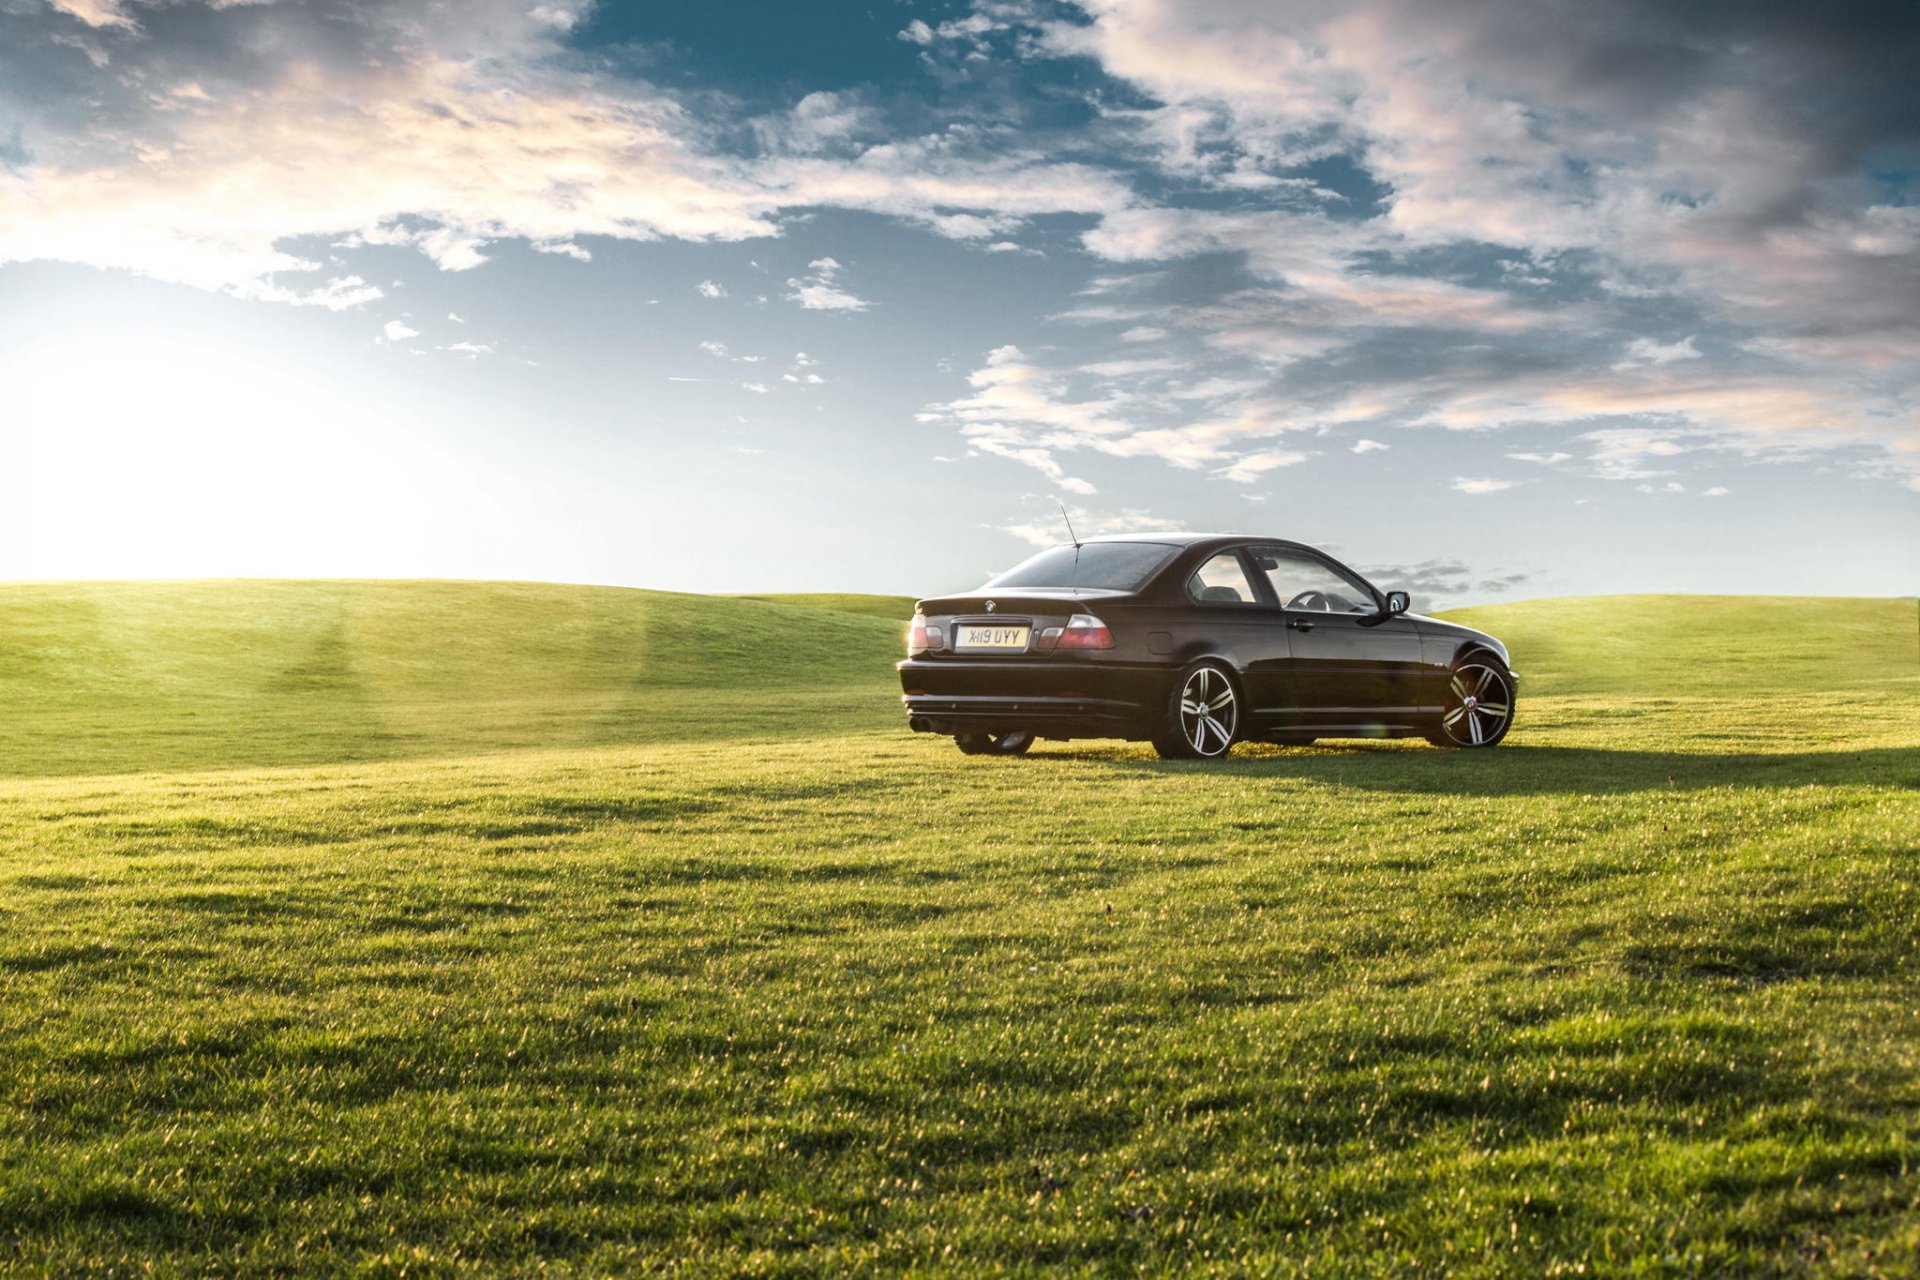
[983,542,1178,591]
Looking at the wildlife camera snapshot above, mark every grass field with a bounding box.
[2,583,1917,1276]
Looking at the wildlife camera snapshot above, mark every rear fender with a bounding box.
[1168,643,1247,679]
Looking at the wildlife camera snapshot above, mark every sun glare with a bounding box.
[3,329,478,581]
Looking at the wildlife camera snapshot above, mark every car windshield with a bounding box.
[983,542,1177,591]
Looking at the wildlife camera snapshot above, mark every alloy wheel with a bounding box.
[1178,667,1239,757]
[1441,662,1512,747]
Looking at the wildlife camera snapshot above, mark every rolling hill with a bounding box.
[0,581,1912,777]
[0,580,906,777]
[1443,593,1920,697]
[731,591,919,620]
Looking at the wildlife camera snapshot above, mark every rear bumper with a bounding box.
[897,658,1164,738]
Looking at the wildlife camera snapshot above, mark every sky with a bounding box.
[1,0,1916,605]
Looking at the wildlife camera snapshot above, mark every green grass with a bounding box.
[732,592,919,621]
[0,580,904,777]
[2,584,1917,1276]
[1444,594,1920,697]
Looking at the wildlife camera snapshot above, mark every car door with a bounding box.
[1176,548,1298,725]
[1247,545,1425,728]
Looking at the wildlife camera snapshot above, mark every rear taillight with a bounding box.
[1049,612,1114,651]
[907,613,943,655]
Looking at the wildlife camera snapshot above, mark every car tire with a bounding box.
[1427,656,1514,749]
[1152,662,1241,760]
[955,731,1035,756]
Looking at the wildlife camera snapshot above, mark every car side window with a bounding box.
[1187,552,1257,605]
[1252,547,1377,614]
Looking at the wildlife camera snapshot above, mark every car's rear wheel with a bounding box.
[1429,658,1513,748]
[1153,662,1240,760]
[955,730,1034,756]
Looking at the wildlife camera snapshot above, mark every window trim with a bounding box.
[1246,543,1383,614]
[1185,549,1266,608]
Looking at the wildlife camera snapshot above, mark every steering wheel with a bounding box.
[1287,590,1333,612]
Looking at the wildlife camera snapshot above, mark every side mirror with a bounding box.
[1384,590,1410,616]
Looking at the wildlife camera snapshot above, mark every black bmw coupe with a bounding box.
[899,533,1516,759]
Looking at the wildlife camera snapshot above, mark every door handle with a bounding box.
[1287,618,1314,631]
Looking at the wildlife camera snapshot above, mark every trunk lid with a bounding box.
[911,590,1130,659]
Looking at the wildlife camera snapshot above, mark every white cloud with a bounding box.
[1614,336,1701,369]
[1351,438,1389,453]
[699,340,763,364]
[442,341,493,357]
[532,239,592,262]
[752,91,876,155]
[742,382,769,394]
[696,280,727,299]
[925,212,1020,241]
[1580,429,1688,479]
[920,344,1322,490]
[1030,0,1920,486]
[785,257,871,311]
[1452,477,1517,495]
[0,3,1131,300]
[1217,451,1308,482]
[447,312,466,323]
[1002,508,1186,548]
[1506,451,1570,465]
[528,5,587,31]
[342,222,493,272]
[3,21,783,295]
[897,11,1007,50]
[382,319,420,341]
[1702,486,1731,497]
[238,274,384,311]
[10,0,1919,496]
[46,0,133,29]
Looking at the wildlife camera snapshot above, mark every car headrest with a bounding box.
[1198,585,1243,603]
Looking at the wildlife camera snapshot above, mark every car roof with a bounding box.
[1068,532,1269,548]
[1017,533,1381,594]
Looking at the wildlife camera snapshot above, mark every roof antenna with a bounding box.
[1059,502,1081,547]
[1060,502,1083,595]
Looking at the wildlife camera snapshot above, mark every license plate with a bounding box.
[954,623,1030,652]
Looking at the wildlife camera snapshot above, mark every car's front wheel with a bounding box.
[1429,657,1514,748]
[1153,662,1240,760]
[955,730,1034,756]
